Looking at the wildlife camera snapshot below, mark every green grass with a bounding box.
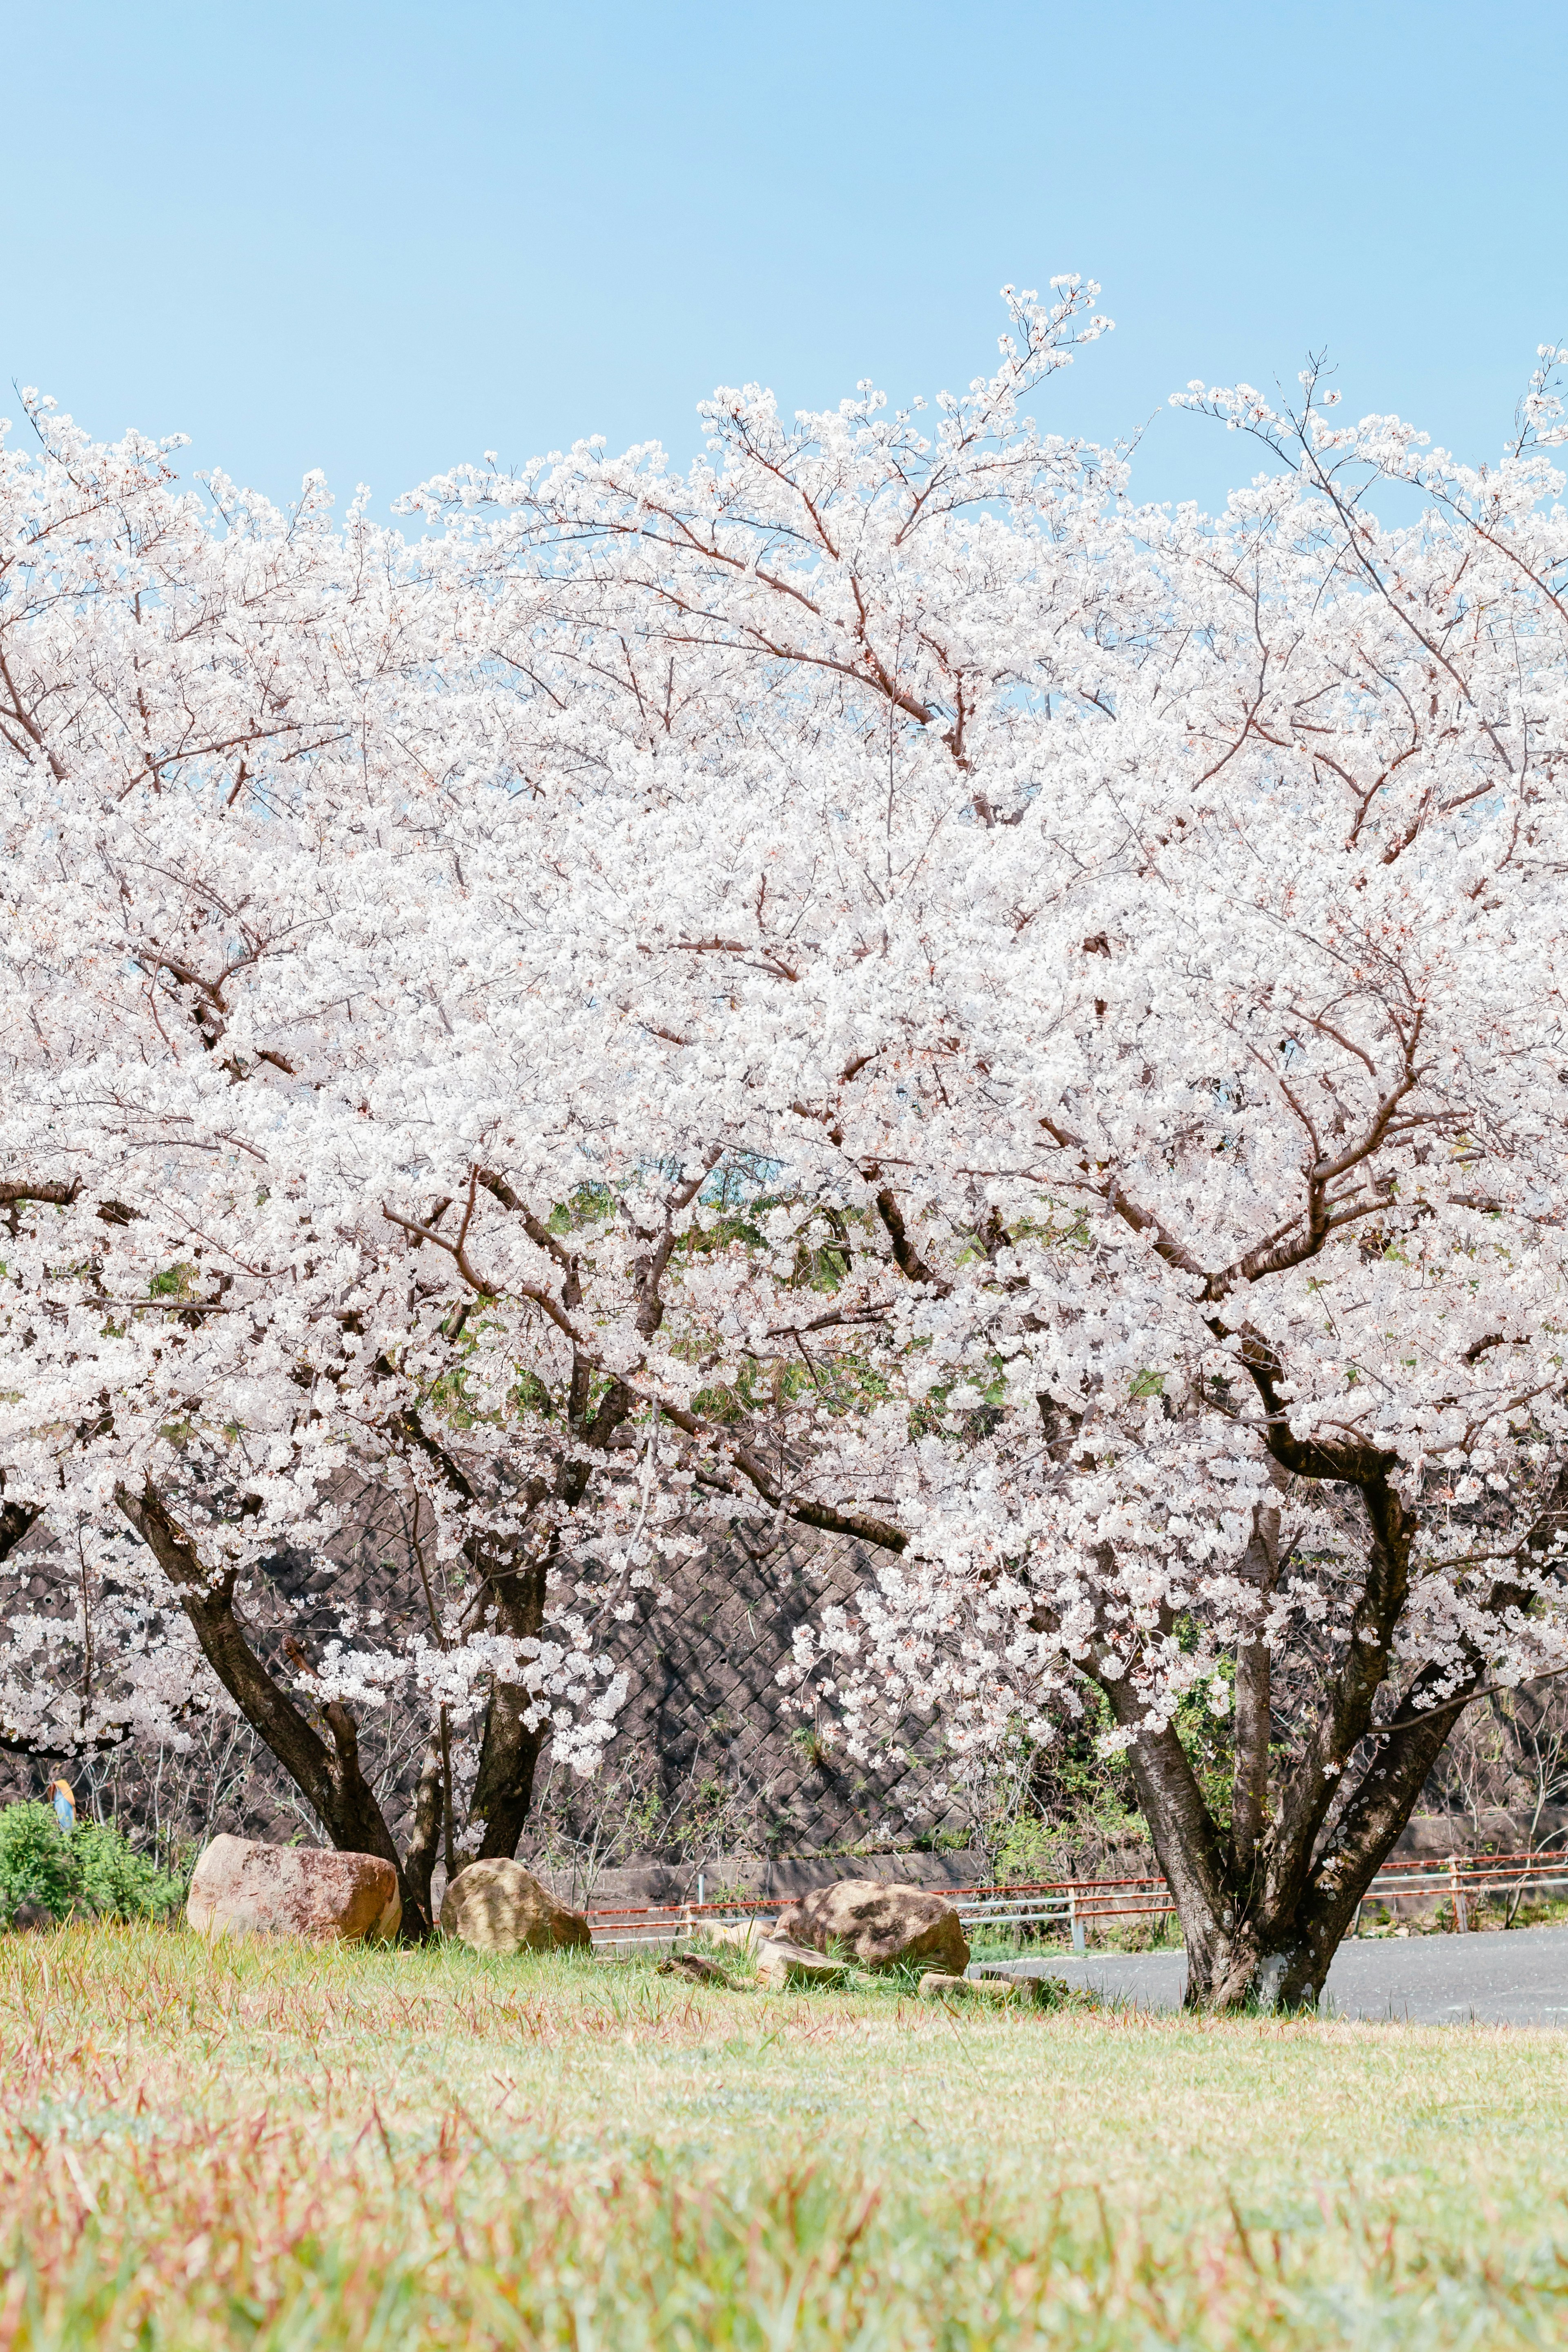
[0,1924,1565,2347]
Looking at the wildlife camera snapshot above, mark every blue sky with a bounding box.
[5,0,1566,518]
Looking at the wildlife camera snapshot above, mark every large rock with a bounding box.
[440,1858,591,1955]
[187,1835,401,1943]
[918,1970,1030,2007]
[774,1879,969,1975]
[755,1936,849,1990]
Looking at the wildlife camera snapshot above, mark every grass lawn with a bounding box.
[0,1926,1564,2347]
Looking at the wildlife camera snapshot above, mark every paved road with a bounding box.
[973,1922,1568,2026]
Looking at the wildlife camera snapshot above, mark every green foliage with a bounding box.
[988,1700,1144,1883]
[0,1803,78,1922]
[70,1817,187,1922]
[546,1180,615,1235]
[1172,1662,1239,1833]
[0,1804,185,1926]
[984,1655,1245,1885]
[789,1724,831,1771]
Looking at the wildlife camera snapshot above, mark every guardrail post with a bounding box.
[1449,1853,1468,1933]
[1069,1886,1085,1955]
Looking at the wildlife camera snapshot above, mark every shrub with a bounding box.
[70,1819,186,1922]
[0,1802,78,1922]
[0,1804,185,1926]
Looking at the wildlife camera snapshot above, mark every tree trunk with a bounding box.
[1104,1466,1558,2011]
[470,1555,549,1859]
[117,1482,435,1939]
[1229,1493,1281,1887]
[401,1734,446,1937]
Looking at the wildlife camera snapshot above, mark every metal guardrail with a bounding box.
[585,1893,776,1951]
[1351,1850,1568,1934]
[956,1875,1172,1953]
[582,1848,1568,1953]
[584,1875,1185,1954]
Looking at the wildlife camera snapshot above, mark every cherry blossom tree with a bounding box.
[7,292,1568,2006]
[0,399,706,1928]
[411,296,1568,2007]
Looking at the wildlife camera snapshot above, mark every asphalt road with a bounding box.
[973,1922,1568,2026]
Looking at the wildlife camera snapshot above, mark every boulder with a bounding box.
[440,1858,591,1955]
[187,1835,401,1943]
[774,1879,969,1975]
[702,1915,772,1956]
[756,1936,850,1990]
[918,1970,1029,2006]
[658,1952,732,1987]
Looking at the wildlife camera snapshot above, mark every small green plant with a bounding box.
[0,1802,78,1922]
[0,1804,185,1926]
[789,1724,831,1771]
[148,1260,197,1298]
